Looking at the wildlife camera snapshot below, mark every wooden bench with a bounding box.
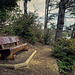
[0,36,28,59]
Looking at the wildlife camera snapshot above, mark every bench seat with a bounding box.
[0,36,28,59]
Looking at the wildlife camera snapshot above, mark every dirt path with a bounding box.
[0,44,60,75]
[27,45,60,75]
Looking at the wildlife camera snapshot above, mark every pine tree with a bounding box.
[55,0,75,41]
[24,0,31,14]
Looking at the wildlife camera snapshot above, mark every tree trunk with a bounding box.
[24,0,27,14]
[55,0,69,41]
[71,24,75,38]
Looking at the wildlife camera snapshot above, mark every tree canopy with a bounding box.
[0,0,18,11]
[0,0,18,23]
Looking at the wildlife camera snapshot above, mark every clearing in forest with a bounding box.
[0,44,60,75]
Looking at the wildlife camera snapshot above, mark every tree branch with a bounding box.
[66,3,75,9]
[63,0,69,6]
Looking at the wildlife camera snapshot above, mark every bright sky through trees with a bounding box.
[18,0,75,26]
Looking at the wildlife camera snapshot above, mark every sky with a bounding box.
[27,0,75,26]
[28,0,45,17]
[27,0,45,24]
[18,0,75,27]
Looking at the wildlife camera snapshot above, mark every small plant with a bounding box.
[52,38,75,73]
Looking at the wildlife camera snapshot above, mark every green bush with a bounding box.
[30,23,44,44]
[2,25,15,35]
[2,14,36,44]
[44,28,56,45]
[44,33,50,45]
[2,13,46,44]
[12,14,36,44]
[52,38,75,73]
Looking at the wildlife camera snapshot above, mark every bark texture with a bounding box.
[71,24,75,38]
[55,0,69,41]
[24,0,27,14]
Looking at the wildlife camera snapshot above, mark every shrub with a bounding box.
[52,38,75,73]
[2,25,15,35]
[44,28,56,45]
[2,14,36,44]
[30,23,44,44]
[12,14,36,44]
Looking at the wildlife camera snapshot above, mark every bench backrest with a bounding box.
[0,36,20,45]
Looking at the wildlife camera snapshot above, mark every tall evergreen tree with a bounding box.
[55,0,75,41]
[71,23,75,38]
[55,0,69,41]
[24,0,31,14]
[68,0,75,38]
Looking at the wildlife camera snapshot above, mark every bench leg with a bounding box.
[5,55,15,60]
[22,46,28,51]
[23,47,28,51]
[0,54,2,58]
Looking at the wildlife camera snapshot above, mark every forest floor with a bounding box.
[0,32,74,75]
[0,43,60,75]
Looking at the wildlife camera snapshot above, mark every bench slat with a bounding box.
[0,37,10,45]
[0,43,27,59]
[0,36,19,45]
[8,36,19,43]
[10,43,27,55]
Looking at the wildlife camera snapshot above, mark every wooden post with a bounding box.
[0,45,4,49]
[15,42,19,46]
[5,55,15,60]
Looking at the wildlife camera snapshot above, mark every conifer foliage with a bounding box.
[0,0,17,11]
[0,0,18,23]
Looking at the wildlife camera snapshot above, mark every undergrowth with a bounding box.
[52,38,75,74]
